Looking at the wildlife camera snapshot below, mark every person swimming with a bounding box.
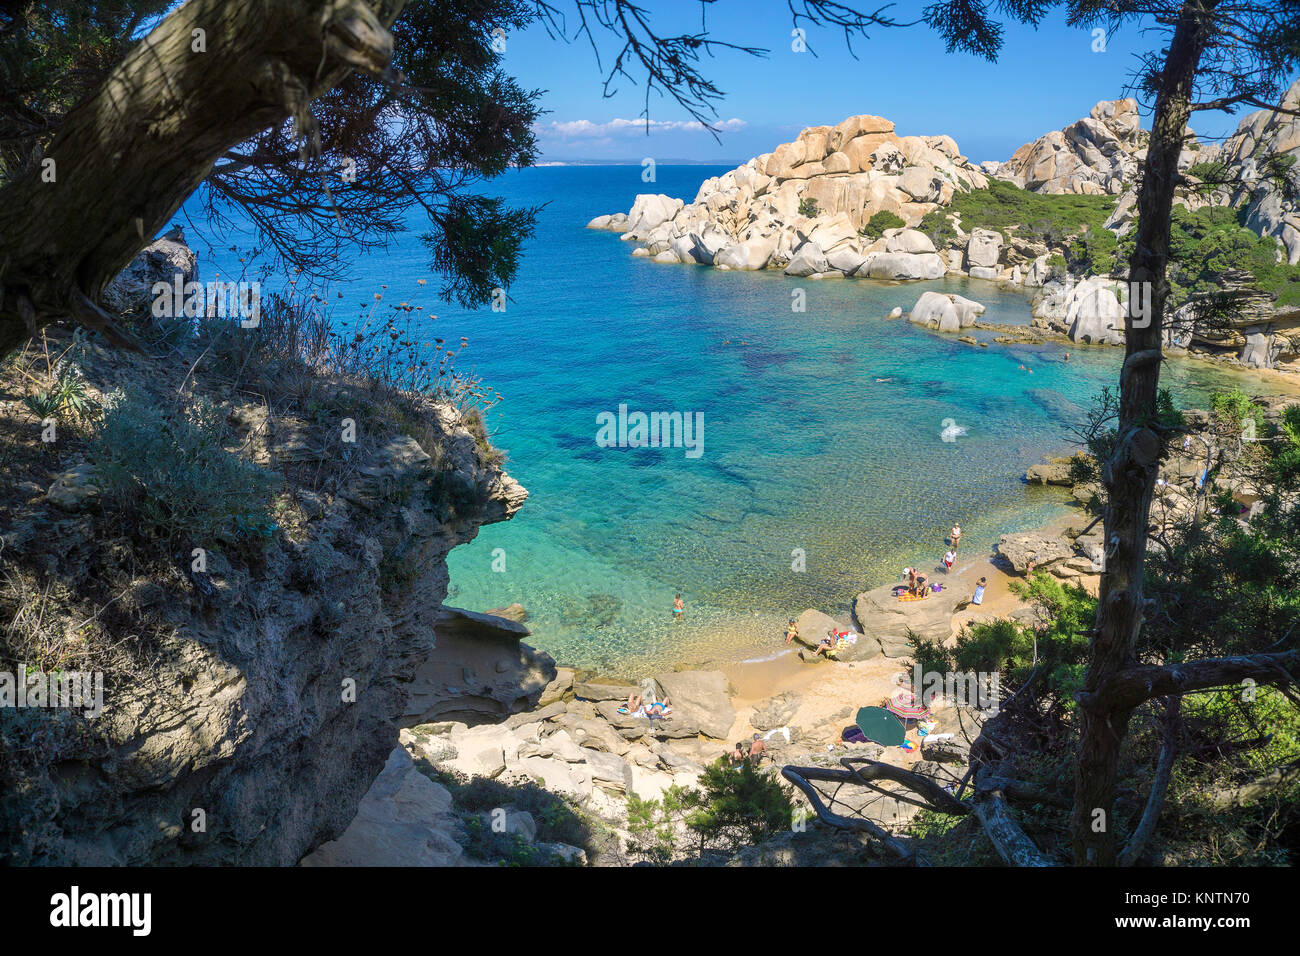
[672,593,685,621]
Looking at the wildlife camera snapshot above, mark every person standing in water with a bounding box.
[950,523,962,552]
[672,594,685,621]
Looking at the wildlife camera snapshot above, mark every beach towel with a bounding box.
[897,593,927,602]
[618,705,673,719]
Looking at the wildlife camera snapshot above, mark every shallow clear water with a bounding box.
[187,166,1262,677]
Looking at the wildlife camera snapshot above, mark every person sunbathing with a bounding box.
[621,692,671,718]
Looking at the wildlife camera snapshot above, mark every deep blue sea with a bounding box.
[185,166,1259,676]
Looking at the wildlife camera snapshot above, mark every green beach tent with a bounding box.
[855,706,907,747]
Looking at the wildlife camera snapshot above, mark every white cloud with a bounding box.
[538,117,747,139]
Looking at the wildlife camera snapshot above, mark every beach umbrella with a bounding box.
[854,706,907,747]
[886,689,933,722]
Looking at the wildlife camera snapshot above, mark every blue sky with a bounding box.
[502,0,1255,164]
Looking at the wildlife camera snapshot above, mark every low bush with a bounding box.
[90,385,280,551]
[858,209,906,239]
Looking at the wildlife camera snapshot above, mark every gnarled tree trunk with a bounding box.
[1070,0,1217,867]
[0,0,404,354]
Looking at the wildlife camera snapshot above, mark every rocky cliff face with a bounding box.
[1200,77,1300,265]
[0,243,531,865]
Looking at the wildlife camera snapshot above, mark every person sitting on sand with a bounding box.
[784,618,799,645]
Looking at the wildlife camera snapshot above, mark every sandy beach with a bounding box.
[698,509,1103,767]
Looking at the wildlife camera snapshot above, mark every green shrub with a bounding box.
[1064,225,1118,276]
[917,179,1116,249]
[626,785,702,863]
[858,210,906,239]
[90,385,280,550]
[684,759,794,852]
[1068,452,1100,485]
[797,197,820,218]
[1121,204,1300,311]
[625,758,796,859]
[1186,160,1232,195]
[22,363,99,424]
[917,573,1096,702]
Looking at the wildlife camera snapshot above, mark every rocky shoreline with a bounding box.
[314,387,1300,866]
[589,86,1300,374]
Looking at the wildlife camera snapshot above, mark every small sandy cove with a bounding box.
[707,529,1099,764]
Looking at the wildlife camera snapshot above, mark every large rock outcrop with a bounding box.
[401,606,556,726]
[909,290,985,332]
[589,113,988,278]
[1197,77,1300,265]
[851,582,963,658]
[984,99,1149,195]
[101,226,199,316]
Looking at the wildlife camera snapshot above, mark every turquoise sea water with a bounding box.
[188,166,1261,676]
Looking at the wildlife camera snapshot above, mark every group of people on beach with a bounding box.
[899,523,962,598]
[779,520,990,659]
